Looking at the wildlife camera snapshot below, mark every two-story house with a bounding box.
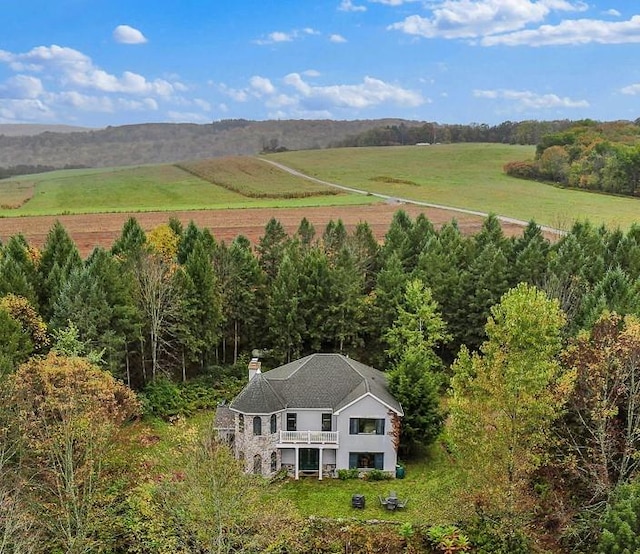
[221,353,403,479]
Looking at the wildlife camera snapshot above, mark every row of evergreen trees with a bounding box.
[1,209,640,387]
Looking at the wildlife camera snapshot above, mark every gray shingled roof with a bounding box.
[229,353,403,415]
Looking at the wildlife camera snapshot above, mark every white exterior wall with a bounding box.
[285,409,334,431]
[335,394,399,473]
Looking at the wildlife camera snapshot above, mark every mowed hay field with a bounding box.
[176,156,339,199]
[0,158,372,217]
[269,144,640,231]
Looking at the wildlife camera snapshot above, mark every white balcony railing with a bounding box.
[279,430,339,444]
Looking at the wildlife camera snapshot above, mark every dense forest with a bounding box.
[4,211,640,551]
[504,119,640,197]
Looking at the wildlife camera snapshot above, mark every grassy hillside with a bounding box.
[268,144,640,231]
[0,161,375,216]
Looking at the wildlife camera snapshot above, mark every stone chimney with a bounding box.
[248,357,261,381]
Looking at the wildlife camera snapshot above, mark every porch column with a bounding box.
[294,446,299,480]
[318,447,323,481]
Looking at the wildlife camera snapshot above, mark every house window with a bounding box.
[322,413,332,432]
[253,454,262,475]
[286,413,297,431]
[270,451,277,472]
[253,416,262,436]
[270,414,277,434]
[349,418,385,435]
[349,452,384,470]
[238,414,244,432]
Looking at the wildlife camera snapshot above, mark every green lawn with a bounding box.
[275,445,469,525]
[269,144,640,231]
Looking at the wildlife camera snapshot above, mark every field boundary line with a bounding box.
[259,157,565,237]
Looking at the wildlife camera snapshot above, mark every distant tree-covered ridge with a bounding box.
[505,119,640,197]
[1,117,636,170]
[0,119,418,168]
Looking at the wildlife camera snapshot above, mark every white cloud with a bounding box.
[0,98,55,122]
[370,0,419,5]
[117,97,159,111]
[255,28,321,45]
[219,84,249,102]
[193,98,211,111]
[338,0,366,12]
[621,83,640,95]
[474,88,589,109]
[604,9,621,17]
[113,25,148,45]
[302,69,321,77]
[330,34,347,43]
[266,31,294,43]
[0,45,179,96]
[388,0,588,39]
[0,75,44,99]
[166,111,211,123]
[250,76,276,95]
[482,15,640,46]
[56,91,114,112]
[283,73,424,110]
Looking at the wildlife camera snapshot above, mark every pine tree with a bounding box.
[38,221,82,320]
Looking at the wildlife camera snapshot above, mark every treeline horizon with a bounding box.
[1,116,639,176]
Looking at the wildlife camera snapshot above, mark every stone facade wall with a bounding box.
[234,414,280,476]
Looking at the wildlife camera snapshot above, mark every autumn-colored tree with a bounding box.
[11,353,140,553]
[0,293,49,353]
[0,377,40,553]
[450,283,568,515]
[147,223,180,262]
[559,313,640,506]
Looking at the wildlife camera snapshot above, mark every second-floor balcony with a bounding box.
[278,430,339,445]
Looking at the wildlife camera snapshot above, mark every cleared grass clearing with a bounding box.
[268,144,640,231]
[276,445,469,525]
[0,162,377,216]
[177,156,340,198]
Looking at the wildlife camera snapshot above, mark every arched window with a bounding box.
[253,454,262,475]
[238,414,244,432]
[253,416,262,436]
[270,414,277,434]
[270,451,277,472]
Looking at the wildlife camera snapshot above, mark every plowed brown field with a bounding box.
[0,203,531,258]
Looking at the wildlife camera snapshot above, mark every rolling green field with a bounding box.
[0,162,377,216]
[268,144,640,231]
[3,144,640,231]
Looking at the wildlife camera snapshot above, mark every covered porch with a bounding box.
[280,446,337,480]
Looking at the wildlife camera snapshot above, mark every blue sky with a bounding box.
[1,0,639,128]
